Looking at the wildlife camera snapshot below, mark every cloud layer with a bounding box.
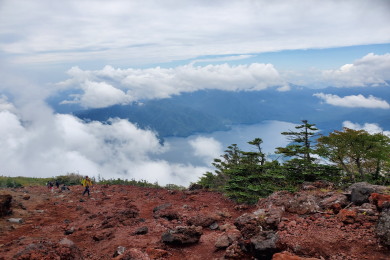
[323,53,390,87]
[58,63,287,107]
[1,0,389,66]
[314,93,390,109]
[0,102,215,186]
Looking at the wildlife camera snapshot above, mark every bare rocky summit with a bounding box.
[0,182,389,259]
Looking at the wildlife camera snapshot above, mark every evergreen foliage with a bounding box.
[197,120,390,204]
[316,128,390,185]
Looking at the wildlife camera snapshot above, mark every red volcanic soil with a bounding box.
[0,185,255,259]
[0,184,389,259]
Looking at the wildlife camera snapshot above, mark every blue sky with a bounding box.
[0,0,389,183]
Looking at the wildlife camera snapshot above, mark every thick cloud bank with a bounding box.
[323,53,390,87]
[0,100,213,186]
[58,63,287,108]
[1,1,389,66]
[314,93,390,109]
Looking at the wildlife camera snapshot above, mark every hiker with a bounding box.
[55,180,60,189]
[47,181,54,192]
[81,176,93,196]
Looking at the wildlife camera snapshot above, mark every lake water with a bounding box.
[153,120,297,167]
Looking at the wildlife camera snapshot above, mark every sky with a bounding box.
[0,0,390,185]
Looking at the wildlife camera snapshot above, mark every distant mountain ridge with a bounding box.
[52,85,390,137]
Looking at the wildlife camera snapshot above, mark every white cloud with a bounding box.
[343,121,390,136]
[0,101,211,186]
[189,137,223,164]
[0,95,17,113]
[1,1,389,66]
[61,80,133,108]
[58,63,287,107]
[314,93,390,109]
[322,53,390,87]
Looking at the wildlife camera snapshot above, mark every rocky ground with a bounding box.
[0,182,389,260]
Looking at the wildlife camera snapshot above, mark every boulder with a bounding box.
[161,226,203,245]
[234,213,262,239]
[188,183,203,191]
[119,204,140,218]
[215,228,242,249]
[370,193,390,210]
[257,191,292,209]
[265,207,285,230]
[376,207,390,247]
[0,194,12,217]
[250,231,279,260]
[153,203,180,220]
[133,226,148,235]
[337,209,357,224]
[348,182,387,206]
[286,193,320,215]
[318,193,349,213]
[187,213,219,227]
[224,241,246,259]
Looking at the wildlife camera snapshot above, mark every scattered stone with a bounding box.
[8,218,23,224]
[348,182,387,206]
[13,240,83,259]
[357,203,377,216]
[113,248,150,260]
[188,183,203,191]
[187,213,219,227]
[22,194,30,200]
[265,207,285,230]
[133,226,148,235]
[0,194,12,217]
[337,209,357,224]
[250,231,279,260]
[119,204,140,218]
[286,193,320,215]
[113,246,126,257]
[376,207,390,247]
[59,238,75,246]
[64,227,75,235]
[319,193,349,214]
[155,209,180,220]
[370,193,390,210]
[219,223,236,232]
[215,228,242,249]
[234,213,262,239]
[224,241,246,259]
[161,225,203,245]
[209,222,219,230]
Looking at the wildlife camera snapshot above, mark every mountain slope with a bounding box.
[68,86,390,137]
